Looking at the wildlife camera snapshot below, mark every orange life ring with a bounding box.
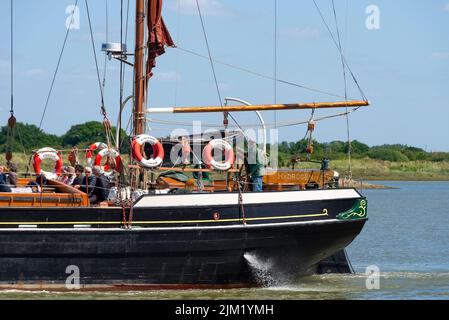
[86,142,107,166]
[94,148,123,172]
[132,134,165,168]
[33,147,63,177]
[202,139,235,171]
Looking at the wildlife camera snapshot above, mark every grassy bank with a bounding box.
[3,154,449,181]
[328,158,449,181]
[278,158,449,181]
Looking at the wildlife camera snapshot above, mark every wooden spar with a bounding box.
[147,100,370,114]
[133,0,146,136]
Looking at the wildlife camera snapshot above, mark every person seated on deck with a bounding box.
[57,166,67,183]
[74,166,96,199]
[65,166,76,185]
[6,163,18,188]
[25,174,47,193]
[90,166,110,205]
[71,164,85,186]
[0,167,12,193]
[58,166,76,185]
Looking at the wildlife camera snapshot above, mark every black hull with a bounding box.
[0,189,367,289]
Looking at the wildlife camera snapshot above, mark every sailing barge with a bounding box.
[0,0,369,290]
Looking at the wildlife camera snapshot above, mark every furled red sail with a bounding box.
[146,0,174,79]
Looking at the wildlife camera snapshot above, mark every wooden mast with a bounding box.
[131,0,146,189]
[134,0,146,136]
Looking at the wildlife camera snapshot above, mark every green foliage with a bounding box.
[272,140,448,164]
[368,147,409,162]
[429,152,449,162]
[0,121,129,154]
[0,122,448,165]
[349,140,370,156]
[62,121,107,148]
[0,122,62,153]
[367,144,430,162]
[61,121,130,152]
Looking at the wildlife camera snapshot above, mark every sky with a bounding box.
[0,0,448,151]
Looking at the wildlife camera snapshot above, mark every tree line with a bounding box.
[1,122,448,164]
[0,121,129,154]
[276,140,449,167]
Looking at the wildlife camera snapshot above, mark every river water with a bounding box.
[1,181,448,300]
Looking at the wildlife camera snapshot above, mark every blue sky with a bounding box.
[0,0,448,151]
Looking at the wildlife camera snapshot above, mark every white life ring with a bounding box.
[94,148,123,172]
[33,147,63,178]
[131,134,165,168]
[86,142,107,166]
[202,139,235,171]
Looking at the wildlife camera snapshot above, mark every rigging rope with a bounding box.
[176,46,348,100]
[117,0,130,153]
[5,0,16,165]
[195,0,222,107]
[194,0,246,136]
[39,0,80,129]
[85,0,106,116]
[6,0,27,168]
[10,0,14,118]
[312,0,367,101]
[174,0,182,107]
[85,0,116,155]
[102,0,109,93]
[332,0,352,178]
[118,0,124,152]
[274,0,278,130]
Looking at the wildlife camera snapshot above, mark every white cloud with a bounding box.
[24,68,47,77]
[154,71,181,81]
[281,27,321,39]
[73,31,108,43]
[0,59,9,70]
[444,3,449,12]
[431,52,449,60]
[0,60,10,76]
[170,0,232,17]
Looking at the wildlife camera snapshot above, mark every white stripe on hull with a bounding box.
[134,188,361,208]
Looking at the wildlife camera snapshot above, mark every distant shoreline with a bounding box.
[4,154,449,184]
[318,158,449,183]
[361,177,449,182]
